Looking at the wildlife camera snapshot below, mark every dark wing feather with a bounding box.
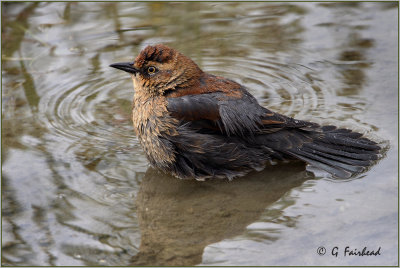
[167,94,220,122]
[167,89,303,136]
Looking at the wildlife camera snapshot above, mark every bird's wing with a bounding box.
[167,90,314,136]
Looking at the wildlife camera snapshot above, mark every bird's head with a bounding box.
[110,44,203,96]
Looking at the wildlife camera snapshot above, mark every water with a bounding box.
[2,2,398,266]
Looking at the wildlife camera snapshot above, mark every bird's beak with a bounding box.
[109,62,138,74]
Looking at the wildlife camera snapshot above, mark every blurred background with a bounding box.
[2,2,398,266]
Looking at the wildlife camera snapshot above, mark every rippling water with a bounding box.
[2,2,398,266]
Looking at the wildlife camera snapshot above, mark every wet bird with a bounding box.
[110,44,381,180]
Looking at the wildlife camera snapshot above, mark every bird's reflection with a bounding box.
[131,162,313,266]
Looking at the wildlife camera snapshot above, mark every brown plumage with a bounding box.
[110,44,381,180]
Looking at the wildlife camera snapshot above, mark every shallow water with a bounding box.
[2,2,398,266]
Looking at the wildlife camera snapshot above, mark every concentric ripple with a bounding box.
[203,52,336,120]
[35,66,147,178]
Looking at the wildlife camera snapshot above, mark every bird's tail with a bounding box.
[267,125,382,179]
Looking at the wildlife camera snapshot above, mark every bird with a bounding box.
[110,44,381,181]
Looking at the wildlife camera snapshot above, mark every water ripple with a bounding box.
[39,72,135,147]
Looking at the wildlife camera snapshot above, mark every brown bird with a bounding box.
[110,44,381,180]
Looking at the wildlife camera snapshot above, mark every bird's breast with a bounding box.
[132,96,178,168]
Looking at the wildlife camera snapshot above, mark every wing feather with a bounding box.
[167,89,315,136]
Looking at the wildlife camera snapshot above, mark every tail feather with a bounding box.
[313,140,380,158]
[272,126,381,178]
[322,132,380,151]
[290,147,365,174]
[301,146,372,167]
[326,127,363,138]
[288,152,354,178]
[305,142,378,161]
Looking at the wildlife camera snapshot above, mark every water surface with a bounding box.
[2,2,398,266]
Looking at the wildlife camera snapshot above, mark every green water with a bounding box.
[2,2,398,266]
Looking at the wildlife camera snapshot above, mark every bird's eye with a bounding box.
[147,66,157,74]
